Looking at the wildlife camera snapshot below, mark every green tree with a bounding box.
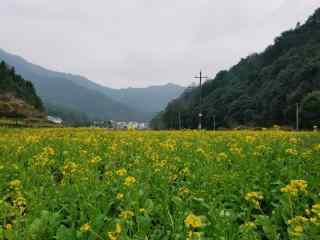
[302,91,320,128]
[153,8,320,129]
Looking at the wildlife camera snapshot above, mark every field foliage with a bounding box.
[0,129,319,239]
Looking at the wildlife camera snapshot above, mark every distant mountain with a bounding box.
[154,8,320,129]
[0,60,44,119]
[0,49,184,122]
[71,76,185,116]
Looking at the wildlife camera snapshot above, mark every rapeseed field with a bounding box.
[0,129,319,239]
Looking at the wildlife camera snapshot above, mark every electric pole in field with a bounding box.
[296,102,301,131]
[194,70,208,130]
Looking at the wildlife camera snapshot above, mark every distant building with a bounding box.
[138,122,149,130]
[47,115,63,124]
[109,120,149,130]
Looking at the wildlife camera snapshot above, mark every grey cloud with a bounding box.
[0,0,319,88]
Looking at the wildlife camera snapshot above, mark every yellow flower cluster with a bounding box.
[245,192,263,208]
[301,150,312,160]
[116,192,124,200]
[280,180,307,196]
[123,176,136,187]
[287,203,320,237]
[7,179,27,216]
[240,221,256,230]
[108,223,122,240]
[4,224,12,230]
[63,161,78,176]
[116,168,127,176]
[89,156,102,165]
[285,148,298,156]
[9,179,22,190]
[46,147,55,156]
[245,135,256,143]
[288,216,308,237]
[13,194,27,215]
[313,144,320,152]
[185,213,203,228]
[80,223,91,233]
[229,144,242,156]
[306,203,320,225]
[119,210,134,220]
[31,147,55,169]
[217,152,228,161]
[185,213,204,240]
[311,204,320,219]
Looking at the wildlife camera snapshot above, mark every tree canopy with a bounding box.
[0,61,43,112]
[153,8,320,129]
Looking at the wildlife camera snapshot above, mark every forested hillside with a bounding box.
[0,49,147,122]
[0,61,45,120]
[154,8,320,129]
[0,49,184,123]
[0,61,43,111]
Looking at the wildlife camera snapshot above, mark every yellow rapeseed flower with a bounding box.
[4,224,12,230]
[45,147,55,156]
[285,148,298,156]
[185,213,203,228]
[124,176,136,187]
[313,144,320,152]
[63,162,78,175]
[139,208,146,213]
[119,210,134,220]
[288,216,308,237]
[311,203,320,216]
[116,193,124,200]
[89,156,102,165]
[108,223,122,240]
[292,225,304,237]
[245,192,263,208]
[80,223,91,233]
[116,168,127,176]
[241,221,256,230]
[281,180,307,196]
[9,179,22,190]
[217,152,228,161]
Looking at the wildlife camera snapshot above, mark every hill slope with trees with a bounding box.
[0,50,146,122]
[0,49,184,123]
[153,8,320,129]
[0,61,43,110]
[0,61,45,120]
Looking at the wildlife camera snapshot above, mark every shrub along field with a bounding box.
[0,129,319,239]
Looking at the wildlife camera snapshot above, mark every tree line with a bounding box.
[152,8,320,130]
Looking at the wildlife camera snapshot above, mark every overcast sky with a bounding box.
[1,0,319,88]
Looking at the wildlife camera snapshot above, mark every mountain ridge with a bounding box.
[0,49,185,122]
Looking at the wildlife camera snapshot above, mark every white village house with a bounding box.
[47,115,63,124]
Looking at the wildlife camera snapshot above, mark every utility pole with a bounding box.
[213,115,216,131]
[178,112,182,130]
[296,103,299,131]
[194,70,208,130]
